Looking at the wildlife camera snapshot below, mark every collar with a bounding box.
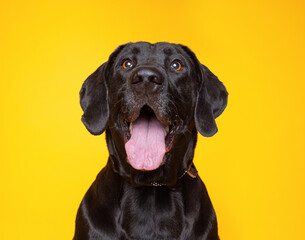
[151,164,198,187]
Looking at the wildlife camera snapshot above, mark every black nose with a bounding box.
[131,68,163,85]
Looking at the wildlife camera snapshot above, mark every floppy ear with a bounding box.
[80,44,127,135]
[194,64,228,137]
[80,63,109,135]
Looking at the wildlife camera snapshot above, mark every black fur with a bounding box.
[74,42,228,240]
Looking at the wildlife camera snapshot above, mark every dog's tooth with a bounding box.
[165,126,169,136]
[129,122,133,135]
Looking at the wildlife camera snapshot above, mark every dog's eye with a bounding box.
[122,59,133,69]
[170,60,182,71]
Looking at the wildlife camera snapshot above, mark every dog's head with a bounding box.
[80,42,228,186]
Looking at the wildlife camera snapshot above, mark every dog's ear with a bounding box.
[194,64,228,137]
[80,63,109,135]
[80,44,126,135]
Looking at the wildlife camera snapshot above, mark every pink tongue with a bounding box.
[125,116,166,170]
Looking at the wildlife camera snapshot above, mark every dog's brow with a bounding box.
[163,48,173,55]
[132,47,140,54]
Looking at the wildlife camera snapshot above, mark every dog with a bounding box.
[74,42,228,240]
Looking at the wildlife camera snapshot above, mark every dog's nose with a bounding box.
[131,68,163,86]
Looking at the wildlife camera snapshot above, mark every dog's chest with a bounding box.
[117,186,187,239]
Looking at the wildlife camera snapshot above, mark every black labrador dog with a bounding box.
[74,42,228,240]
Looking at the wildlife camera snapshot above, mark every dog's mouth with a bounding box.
[122,105,179,171]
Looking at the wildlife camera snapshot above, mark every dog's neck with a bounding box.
[151,163,198,187]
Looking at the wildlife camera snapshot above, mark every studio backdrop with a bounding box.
[1,0,304,239]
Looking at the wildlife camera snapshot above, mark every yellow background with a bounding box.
[1,0,304,239]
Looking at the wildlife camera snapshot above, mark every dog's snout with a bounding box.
[131,68,163,86]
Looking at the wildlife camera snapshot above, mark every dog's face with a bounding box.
[80,42,228,186]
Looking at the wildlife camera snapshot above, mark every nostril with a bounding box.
[131,74,143,84]
[149,75,162,85]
